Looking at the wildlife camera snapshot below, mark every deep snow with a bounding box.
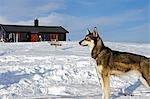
[0,41,150,99]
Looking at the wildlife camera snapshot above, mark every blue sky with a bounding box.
[0,0,149,43]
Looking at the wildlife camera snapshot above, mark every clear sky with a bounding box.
[0,0,149,43]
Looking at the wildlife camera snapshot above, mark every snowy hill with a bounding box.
[0,41,150,99]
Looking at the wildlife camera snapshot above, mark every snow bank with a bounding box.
[0,41,150,99]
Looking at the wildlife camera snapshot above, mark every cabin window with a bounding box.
[19,33,29,42]
[58,34,65,41]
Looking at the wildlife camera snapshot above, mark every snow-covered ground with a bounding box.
[0,41,150,99]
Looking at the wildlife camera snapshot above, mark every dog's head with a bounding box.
[79,27,99,46]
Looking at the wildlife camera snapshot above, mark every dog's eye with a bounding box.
[85,37,89,40]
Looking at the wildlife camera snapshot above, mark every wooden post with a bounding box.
[16,33,18,42]
[56,34,58,41]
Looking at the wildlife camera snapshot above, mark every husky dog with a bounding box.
[79,27,150,99]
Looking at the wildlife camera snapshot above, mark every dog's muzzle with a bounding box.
[79,40,88,46]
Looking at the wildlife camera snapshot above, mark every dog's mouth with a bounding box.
[81,44,88,46]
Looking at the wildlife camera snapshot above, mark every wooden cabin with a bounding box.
[0,19,69,42]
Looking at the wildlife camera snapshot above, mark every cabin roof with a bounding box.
[0,24,69,33]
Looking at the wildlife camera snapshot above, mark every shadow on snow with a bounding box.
[111,80,141,99]
[0,71,30,86]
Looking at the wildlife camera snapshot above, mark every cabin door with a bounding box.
[31,34,39,42]
[50,34,58,41]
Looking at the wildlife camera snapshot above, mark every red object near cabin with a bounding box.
[31,34,39,42]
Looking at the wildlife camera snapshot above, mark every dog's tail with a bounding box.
[140,57,150,87]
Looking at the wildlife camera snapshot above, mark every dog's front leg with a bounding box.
[101,70,110,99]
[97,65,110,99]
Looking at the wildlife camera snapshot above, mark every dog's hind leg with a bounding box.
[139,58,150,88]
[138,70,150,88]
[139,76,150,88]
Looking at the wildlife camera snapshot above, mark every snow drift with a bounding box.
[0,41,150,99]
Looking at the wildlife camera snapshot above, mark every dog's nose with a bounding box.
[79,41,81,45]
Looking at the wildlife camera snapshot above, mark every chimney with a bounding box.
[34,19,39,26]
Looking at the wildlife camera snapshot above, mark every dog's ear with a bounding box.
[86,28,91,34]
[93,27,98,37]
